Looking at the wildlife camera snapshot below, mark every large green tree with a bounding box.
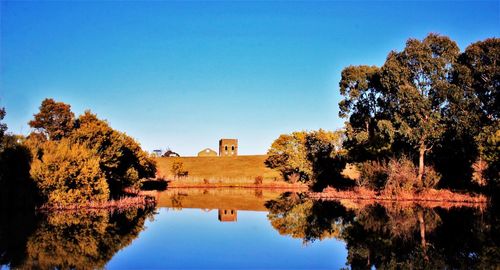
[340,34,463,187]
[339,65,395,161]
[380,34,460,185]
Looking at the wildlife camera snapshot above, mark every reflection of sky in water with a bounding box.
[107,208,347,269]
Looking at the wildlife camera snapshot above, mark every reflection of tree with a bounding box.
[265,194,499,268]
[343,204,442,269]
[344,204,498,269]
[265,192,352,244]
[0,210,38,267]
[170,193,185,209]
[0,207,155,269]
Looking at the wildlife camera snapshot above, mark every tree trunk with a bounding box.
[418,141,426,186]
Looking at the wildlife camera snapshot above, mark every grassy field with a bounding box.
[155,155,297,187]
[155,155,359,188]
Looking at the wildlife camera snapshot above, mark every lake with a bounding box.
[1,188,498,269]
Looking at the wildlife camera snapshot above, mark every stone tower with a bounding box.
[219,139,238,157]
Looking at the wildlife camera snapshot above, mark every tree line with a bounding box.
[0,98,156,208]
[267,34,499,194]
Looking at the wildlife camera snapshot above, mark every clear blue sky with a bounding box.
[1,1,498,156]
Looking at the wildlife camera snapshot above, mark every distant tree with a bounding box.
[28,98,75,141]
[170,161,188,178]
[266,130,347,190]
[265,131,310,183]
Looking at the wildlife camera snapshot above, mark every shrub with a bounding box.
[356,160,388,191]
[171,161,188,178]
[477,126,500,188]
[422,166,441,189]
[385,156,417,194]
[356,157,441,193]
[254,176,263,185]
[30,139,109,207]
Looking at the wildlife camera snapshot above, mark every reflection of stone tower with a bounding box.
[219,139,238,157]
[218,209,237,222]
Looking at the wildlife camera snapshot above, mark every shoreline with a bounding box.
[36,195,156,212]
[166,183,308,189]
[309,187,488,204]
[34,185,489,213]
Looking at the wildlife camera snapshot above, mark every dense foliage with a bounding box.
[27,99,156,203]
[339,34,499,191]
[29,139,109,206]
[0,99,157,208]
[70,111,156,194]
[265,129,347,190]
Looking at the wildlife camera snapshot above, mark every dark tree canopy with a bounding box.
[0,107,6,141]
[339,34,500,190]
[456,38,500,121]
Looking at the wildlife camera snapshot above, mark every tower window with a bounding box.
[225,146,228,151]
[231,146,235,151]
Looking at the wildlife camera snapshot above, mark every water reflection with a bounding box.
[1,189,498,269]
[147,188,293,222]
[0,207,155,269]
[151,188,293,212]
[218,209,237,222]
[265,192,499,269]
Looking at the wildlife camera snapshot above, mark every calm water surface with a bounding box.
[1,188,498,269]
